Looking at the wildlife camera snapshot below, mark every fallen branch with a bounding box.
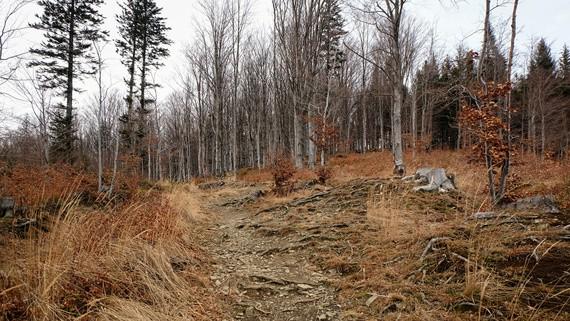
[420,237,450,261]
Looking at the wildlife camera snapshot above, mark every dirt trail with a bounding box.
[194,185,342,321]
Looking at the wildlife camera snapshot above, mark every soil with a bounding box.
[194,183,345,321]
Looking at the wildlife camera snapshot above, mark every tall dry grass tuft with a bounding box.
[0,189,223,321]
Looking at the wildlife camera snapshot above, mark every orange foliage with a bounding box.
[0,162,139,210]
[271,154,296,196]
[309,115,340,154]
[315,166,333,184]
[459,82,513,166]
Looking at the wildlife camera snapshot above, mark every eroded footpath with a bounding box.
[193,183,345,321]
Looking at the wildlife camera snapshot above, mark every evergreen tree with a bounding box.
[116,0,141,150]
[557,44,570,97]
[530,38,556,74]
[30,0,107,164]
[481,25,507,83]
[115,0,171,159]
[138,0,171,113]
[318,0,346,75]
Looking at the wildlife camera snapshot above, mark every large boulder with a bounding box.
[404,168,456,193]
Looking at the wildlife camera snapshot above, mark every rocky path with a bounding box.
[196,185,342,321]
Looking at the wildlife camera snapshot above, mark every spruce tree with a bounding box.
[116,0,141,150]
[30,0,107,163]
[530,38,556,74]
[318,0,346,75]
[558,45,570,96]
[138,0,171,113]
[115,0,171,159]
[481,26,507,83]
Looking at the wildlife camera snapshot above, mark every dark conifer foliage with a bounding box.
[115,0,171,160]
[480,26,507,83]
[319,0,346,74]
[559,45,570,80]
[29,0,107,163]
[530,38,556,74]
[116,0,141,150]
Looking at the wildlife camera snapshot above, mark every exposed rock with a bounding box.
[1,197,14,218]
[404,168,456,193]
[502,195,560,214]
[472,212,498,220]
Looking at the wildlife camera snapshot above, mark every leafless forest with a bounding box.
[1,0,570,321]
[0,0,567,183]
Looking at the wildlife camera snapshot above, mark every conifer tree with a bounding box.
[116,0,141,150]
[319,0,346,75]
[138,0,171,114]
[312,0,346,166]
[481,26,507,83]
[30,0,107,163]
[115,0,171,160]
[530,38,555,74]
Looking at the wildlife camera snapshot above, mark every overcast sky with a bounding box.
[2,0,569,127]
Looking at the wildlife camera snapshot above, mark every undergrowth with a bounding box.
[0,183,223,320]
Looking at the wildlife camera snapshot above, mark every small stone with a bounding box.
[297,283,314,290]
[472,212,497,220]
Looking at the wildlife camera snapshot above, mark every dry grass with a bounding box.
[0,189,223,321]
[328,150,570,209]
[166,184,211,222]
[237,167,316,183]
[332,176,570,320]
[240,151,570,320]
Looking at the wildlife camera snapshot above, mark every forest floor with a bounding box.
[184,151,570,321]
[2,151,570,321]
[192,183,342,321]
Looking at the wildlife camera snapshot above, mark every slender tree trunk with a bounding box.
[108,127,120,196]
[362,94,367,153]
[541,109,546,158]
[126,39,137,152]
[379,90,384,150]
[95,43,104,192]
[498,0,519,200]
[65,0,76,163]
[293,96,303,168]
[392,80,405,175]
[411,85,417,158]
[308,105,316,168]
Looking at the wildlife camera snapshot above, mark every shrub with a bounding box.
[315,166,332,184]
[0,162,143,215]
[271,154,295,196]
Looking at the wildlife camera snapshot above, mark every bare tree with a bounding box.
[92,40,110,192]
[12,68,52,164]
[229,0,252,171]
[349,0,422,175]
[0,0,32,91]
[197,0,232,175]
[273,0,325,168]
